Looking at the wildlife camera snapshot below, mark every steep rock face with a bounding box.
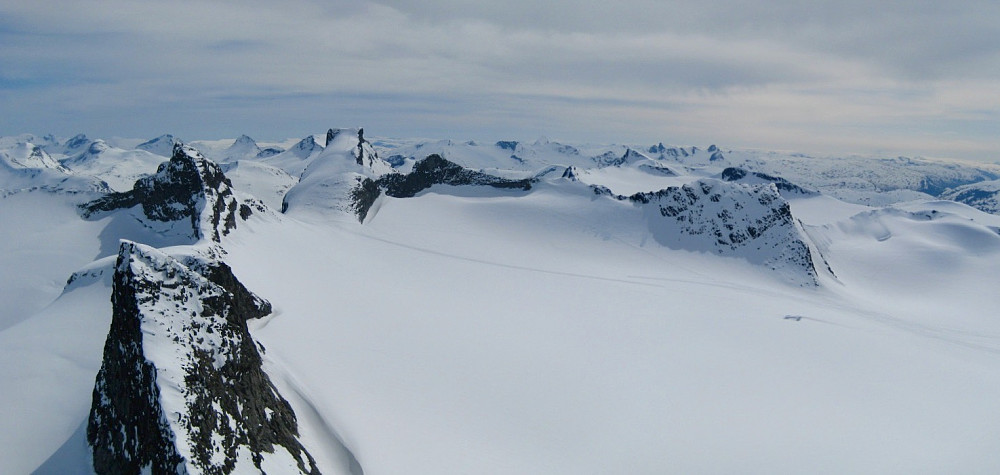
[87,241,318,474]
[352,154,534,222]
[81,143,259,242]
[622,179,819,285]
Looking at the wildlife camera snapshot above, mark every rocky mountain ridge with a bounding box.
[88,241,318,474]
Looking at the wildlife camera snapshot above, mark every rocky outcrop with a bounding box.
[352,154,534,222]
[496,141,519,151]
[80,143,258,242]
[624,179,820,285]
[87,241,318,474]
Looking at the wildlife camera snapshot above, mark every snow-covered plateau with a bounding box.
[2,129,1000,474]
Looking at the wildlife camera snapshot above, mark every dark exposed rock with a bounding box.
[80,143,251,242]
[621,180,819,285]
[351,154,534,222]
[496,141,519,151]
[721,167,747,181]
[88,241,318,474]
[257,147,284,158]
[380,154,533,198]
[64,133,91,152]
[562,166,579,181]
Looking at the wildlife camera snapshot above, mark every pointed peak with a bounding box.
[234,134,256,145]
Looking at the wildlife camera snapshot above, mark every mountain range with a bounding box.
[2,128,999,473]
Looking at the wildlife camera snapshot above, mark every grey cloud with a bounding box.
[0,0,997,161]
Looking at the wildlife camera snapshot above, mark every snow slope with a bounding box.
[222,184,1000,474]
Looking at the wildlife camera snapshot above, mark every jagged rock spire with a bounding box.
[87,241,318,474]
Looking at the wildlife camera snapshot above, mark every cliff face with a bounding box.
[87,241,318,474]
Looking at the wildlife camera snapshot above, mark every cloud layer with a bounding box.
[2,0,998,161]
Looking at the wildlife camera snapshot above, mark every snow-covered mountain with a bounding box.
[940,179,1000,215]
[136,134,180,157]
[2,128,1000,474]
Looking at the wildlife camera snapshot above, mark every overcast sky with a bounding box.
[2,0,998,161]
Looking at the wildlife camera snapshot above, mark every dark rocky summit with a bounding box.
[87,241,318,474]
[80,143,259,242]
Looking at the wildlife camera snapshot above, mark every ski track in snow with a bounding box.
[356,220,1000,356]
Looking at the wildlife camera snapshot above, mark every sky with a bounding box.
[1,0,999,162]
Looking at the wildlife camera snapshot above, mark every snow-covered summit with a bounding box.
[136,134,180,157]
[220,134,263,162]
[280,128,396,219]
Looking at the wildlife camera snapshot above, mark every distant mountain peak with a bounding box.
[137,134,179,157]
[221,134,262,162]
[63,133,91,152]
[81,142,260,242]
[234,134,256,145]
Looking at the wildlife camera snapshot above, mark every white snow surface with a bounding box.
[3,130,1000,474]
